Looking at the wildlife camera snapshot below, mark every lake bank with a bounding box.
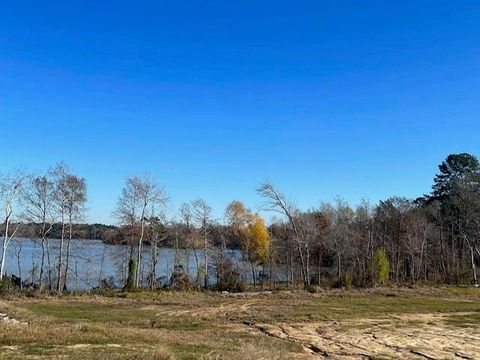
[3,238,249,291]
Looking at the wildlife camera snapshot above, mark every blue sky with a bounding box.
[1,1,480,224]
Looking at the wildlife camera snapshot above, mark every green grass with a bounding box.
[444,312,480,328]
[169,343,214,359]
[0,287,479,359]
[24,302,154,324]
[151,321,205,331]
[214,291,480,324]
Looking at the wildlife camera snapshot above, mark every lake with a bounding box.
[2,238,250,290]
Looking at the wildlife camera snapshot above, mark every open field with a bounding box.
[0,287,479,359]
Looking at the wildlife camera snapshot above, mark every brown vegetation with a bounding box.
[0,287,478,359]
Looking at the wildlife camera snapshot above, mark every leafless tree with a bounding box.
[52,162,69,292]
[322,198,355,285]
[0,171,25,280]
[62,172,87,291]
[147,212,168,289]
[404,208,430,282]
[12,238,23,288]
[351,201,375,283]
[257,181,310,285]
[191,198,211,287]
[113,174,167,288]
[449,178,480,286]
[180,202,199,280]
[296,210,327,285]
[23,174,56,289]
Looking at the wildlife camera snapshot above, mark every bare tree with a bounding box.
[113,175,167,288]
[62,173,87,291]
[296,210,327,285]
[0,171,25,280]
[147,213,168,289]
[52,162,69,292]
[191,198,211,287]
[449,177,480,286]
[322,198,355,286]
[12,238,23,288]
[23,174,56,289]
[257,181,310,285]
[180,202,199,280]
[351,200,375,284]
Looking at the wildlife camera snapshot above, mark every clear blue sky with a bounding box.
[1,1,479,224]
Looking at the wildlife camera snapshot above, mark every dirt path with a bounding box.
[247,313,480,359]
[158,300,257,318]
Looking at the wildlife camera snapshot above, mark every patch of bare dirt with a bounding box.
[246,313,480,359]
[158,300,256,318]
[66,343,123,349]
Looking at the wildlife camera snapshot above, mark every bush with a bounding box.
[0,277,12,295]
[169,265,192,290]
[371,248,390,285]
[344,272,353,289]
[100,276,116,289]
[216,259,246,292]
[319,275,335,289]
[304,284,319,293]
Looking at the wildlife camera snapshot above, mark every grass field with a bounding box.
[0,287,478,359]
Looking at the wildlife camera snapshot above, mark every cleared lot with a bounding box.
[0,287,478,359]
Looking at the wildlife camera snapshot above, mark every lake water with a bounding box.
[2,238,250,290]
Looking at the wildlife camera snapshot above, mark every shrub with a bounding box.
[319,275,335,289]
[344,272,353,289]
[100,276,116,289]
[169,265,192,290]
[304,284,319,293]
[216,258,246,292]
[0,277,12,295]
[371,248,390,285]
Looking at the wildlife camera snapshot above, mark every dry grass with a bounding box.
[0,287,478,359]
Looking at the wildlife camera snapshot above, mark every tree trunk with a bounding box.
[46,239,52,290]
[204,227,208,287]
[56,212,65,292]
[0,214,10,280]
[317,250,321,285]
[63,216,73,291]
[39,238,46,289]
[337,253,342,285]
[470,246,478,287]
[250,256,256,286]
[305,244,310,285]
[135,206,147,288]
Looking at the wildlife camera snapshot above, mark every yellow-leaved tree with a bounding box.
[247,214,271,285]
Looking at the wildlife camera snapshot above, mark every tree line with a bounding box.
[0,163,87,291]
[1,153,479,292]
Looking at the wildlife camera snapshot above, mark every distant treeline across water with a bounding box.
[12,222,244,249]
[2,153,480,293]
[13,223,116,242]
[3,238,248,290]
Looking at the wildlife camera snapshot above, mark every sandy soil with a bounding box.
[1,289,479,359]
[247,313,480,359]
